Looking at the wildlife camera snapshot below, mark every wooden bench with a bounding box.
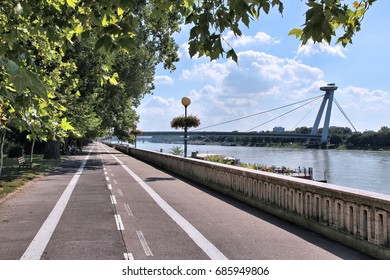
[18,157,32,171]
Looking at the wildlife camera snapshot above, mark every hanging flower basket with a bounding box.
[170,115,201,129]
[130,129,142,135]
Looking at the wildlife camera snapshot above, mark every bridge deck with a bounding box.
[141,131,321,139]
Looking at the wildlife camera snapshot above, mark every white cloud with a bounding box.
[297,41,347,58]
[162,50,328,131]
[223,31,280,48]
[340,86,390,110]
[155,75,174,85]
[180,60,234,81]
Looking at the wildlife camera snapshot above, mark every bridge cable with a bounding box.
[334,98,358,132]
[246,95,324,131]
[191,94,325,131]
[291,97,323,130]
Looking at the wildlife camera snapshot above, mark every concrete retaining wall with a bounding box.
[110,144,390,259]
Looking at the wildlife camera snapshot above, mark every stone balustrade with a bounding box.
[110,143,390,259]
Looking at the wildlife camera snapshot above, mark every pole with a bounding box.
[184,105,188,158]
[181,97,191,158]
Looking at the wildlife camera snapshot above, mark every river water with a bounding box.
[133,141,390,196]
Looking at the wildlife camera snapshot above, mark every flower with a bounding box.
[170,115,201,129]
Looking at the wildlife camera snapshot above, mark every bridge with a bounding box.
[139,83,355,148]
[141,130,321,140]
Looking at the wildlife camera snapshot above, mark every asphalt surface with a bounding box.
[0,142,372,260]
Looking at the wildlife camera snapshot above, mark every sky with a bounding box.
[136,1,390,133]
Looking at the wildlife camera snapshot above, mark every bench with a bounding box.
[18,157,32,171]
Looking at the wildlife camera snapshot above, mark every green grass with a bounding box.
[0,154,62,199]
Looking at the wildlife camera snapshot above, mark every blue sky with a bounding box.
[137,1,390,133]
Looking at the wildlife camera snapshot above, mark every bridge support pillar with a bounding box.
[307,83,338,147]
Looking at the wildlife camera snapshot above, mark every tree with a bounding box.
[0,0,378,171]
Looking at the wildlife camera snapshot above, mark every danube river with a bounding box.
[134,141,390,196]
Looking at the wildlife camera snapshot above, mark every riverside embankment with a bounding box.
[134,141,390,195]
[110,143,390,259]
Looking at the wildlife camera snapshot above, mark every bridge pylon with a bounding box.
[306,83,338,148]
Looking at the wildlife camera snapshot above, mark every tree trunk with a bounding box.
[0,130,5,177]
[29,139,35,164]
[43,139,61,159]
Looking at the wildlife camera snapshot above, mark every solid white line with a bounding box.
[124,203,133,217]
[136,230,153,257]
[20,145,94,260]
[124,252,134,260]
[114,214,124,231]
[101,144,228,260]
[110,195,117,205]
[107,184,112,190]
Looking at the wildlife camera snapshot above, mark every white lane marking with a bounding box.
[110,195,117,205]
[101,144,228,260]
[105,176,110,181]
[136,230,153,257]
[114,214,124,231]
[21,145,95,260]
[124,252,134,260]
[124,203,133,217]
[103,167,106,171]
[113,179,118,185]
[104,171,108,175]
[111,173,115,177]
[118,189,124,196]
[107,183,112,190]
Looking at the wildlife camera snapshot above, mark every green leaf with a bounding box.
[226,49,238,63]
[66,0,77,9]
[288,28,303,38]
[60,117,74,131]
[109,72,119,85]
[1,58,19,75]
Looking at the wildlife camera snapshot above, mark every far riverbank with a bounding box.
[135,141,390,196]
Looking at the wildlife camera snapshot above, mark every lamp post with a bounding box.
[181,97,191,158]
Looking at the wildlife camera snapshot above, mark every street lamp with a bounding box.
[181,97,191,157]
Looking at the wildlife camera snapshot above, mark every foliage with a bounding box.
[170,145,183,156]
[171,115,201,129]
[289,0,375,47]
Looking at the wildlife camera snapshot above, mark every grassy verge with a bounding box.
[0,155,62,199]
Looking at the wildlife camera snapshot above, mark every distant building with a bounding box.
[273,126,285,133]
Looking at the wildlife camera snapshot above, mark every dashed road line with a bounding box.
[113,179,118,184]
[110,195,117,205]
[124,252,134,260]
[118,189,124,196]
[124,203,134,217]
[136,230,153,257]
[114,214,125,231]
[101,144,228,260]
[107,183,112,190]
